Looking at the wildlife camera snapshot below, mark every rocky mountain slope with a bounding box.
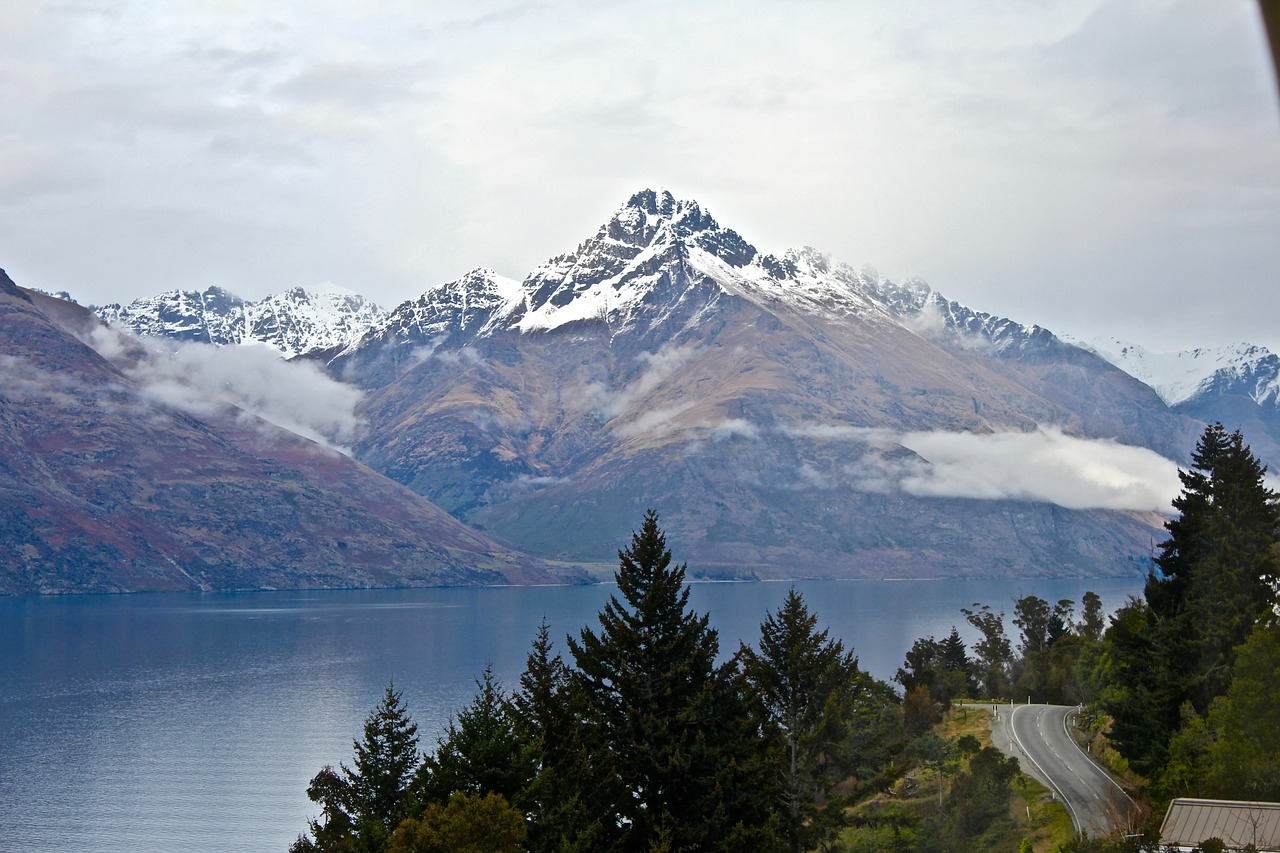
[328,190,1203,578]
[94,283,386,358]
[0,268,568,594]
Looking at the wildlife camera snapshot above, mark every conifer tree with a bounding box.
[939,626,971,676]
[293,683,420,853]
[1108,423,1280,775]
[513,620,604,852]
[415,665,533,807]
[566,509,772,851]
[738,587,861,853]
[1203,622,1280,800]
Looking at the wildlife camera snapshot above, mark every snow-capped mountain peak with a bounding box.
[385,267,522,340]
[607,188,734,248]
[94,283,386,358]
[1075,337,1280,408]
[92,190,1058,367]
[389,189,1051,355]
[515,189,758,329]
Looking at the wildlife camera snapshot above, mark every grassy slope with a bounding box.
[838,705,1074,853]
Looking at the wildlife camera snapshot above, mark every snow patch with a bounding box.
[1073,336,1280,407]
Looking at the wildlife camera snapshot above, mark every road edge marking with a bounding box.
[1061,707,1138,810]
[1009,704,1082,833]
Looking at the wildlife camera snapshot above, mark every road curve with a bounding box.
[988,703,1135,837]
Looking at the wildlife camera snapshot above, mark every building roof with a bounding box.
[1160,798,1280,851]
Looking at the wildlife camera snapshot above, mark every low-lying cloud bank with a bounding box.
[91,328,363,452]
[790,424,1182,512]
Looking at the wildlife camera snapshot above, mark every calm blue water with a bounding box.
[0,577,1143,852]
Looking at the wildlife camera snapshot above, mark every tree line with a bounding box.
[291,510,904,853]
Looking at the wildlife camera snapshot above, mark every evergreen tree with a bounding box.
[1150,423,1280,707]
[738,587,860,853]
[293,683,420,853]
[938,626,977,702]
[566,509,773,851]
[895,630,971,709]
[1202,622,1280,800]
[415,665,533,808]
[513,620,605,852]
[513,619,569,765]
[939,626,972,682]
[1099,598,1169,775]
[1108,424,1280,774]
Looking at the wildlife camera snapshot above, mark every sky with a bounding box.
[2,0,1278,354]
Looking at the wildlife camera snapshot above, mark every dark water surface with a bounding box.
[0,577,1142,852]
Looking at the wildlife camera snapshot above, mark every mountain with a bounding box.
[1073,337,1280,464]
[0,268,569,594]
[94,283,386,358]
[329,190,1203,579]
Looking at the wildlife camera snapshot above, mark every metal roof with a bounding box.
[1160,798,1280,851]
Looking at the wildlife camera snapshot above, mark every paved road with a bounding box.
[984,703,1135,837]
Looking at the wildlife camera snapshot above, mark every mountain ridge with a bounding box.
[1,269,575,594]
[320,191,1203,578]
[94,283,387,359]
[27,188,1273,582]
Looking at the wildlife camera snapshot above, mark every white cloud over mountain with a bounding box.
[89,328,363,452]
[788,424,1180,511]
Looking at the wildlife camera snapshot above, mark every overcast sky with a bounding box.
[2,0,1277,353]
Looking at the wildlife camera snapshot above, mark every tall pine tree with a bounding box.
[566,509,772,851]
[513,620,606,853]
[738,587,861,853]
[293,683,420,853]
[1108,423,1280,775]
[415,665,533,808]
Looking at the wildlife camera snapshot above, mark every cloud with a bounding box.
[579,342,700,422]
[91,329,364,452]
[902,298,994,352]
[513,474,567,492]
[784,423,891,443]
[781,420,1180,510]
[613,402,699,439]
[849,427,1181,511]
[710,418,759,440]
[796,462,830,489]
[0,354,82,405]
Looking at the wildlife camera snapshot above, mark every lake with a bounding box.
[0,576,1143,852]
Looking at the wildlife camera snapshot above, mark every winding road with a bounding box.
[985,703,1136,837]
